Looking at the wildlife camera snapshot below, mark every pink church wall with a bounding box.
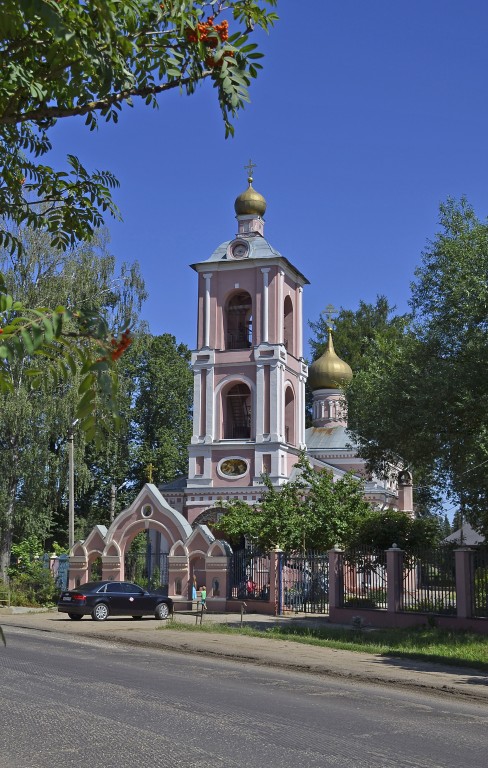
[285,451,299,476]
[214,362,255,385]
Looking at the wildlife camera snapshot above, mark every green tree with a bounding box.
[410,198,488,531]
[218,455,371,552]
[309,296,410,374]
[0,227,146,578]
[451,509,463,532]
[307,297,440,512]
[344,199,488,534]
[1,0,277,254]
[127,333,193,487]
[441,514,452,539]
[74,332,193,535]
[344,509,442,553]
[344,327,441,514]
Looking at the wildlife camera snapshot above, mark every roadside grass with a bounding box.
[162,619,488,671]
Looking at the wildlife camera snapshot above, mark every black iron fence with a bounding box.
[400,548,456,615]
[229,549,270,600]
[473,547,488,618]
[124,551,169,592]
[341,548,387,609]
[282,551,329,613]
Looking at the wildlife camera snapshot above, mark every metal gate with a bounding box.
[229,548,270,601]
[125,539,169,592]
[282,551,329,613]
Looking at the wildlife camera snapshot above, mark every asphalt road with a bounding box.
[1,626,487,768]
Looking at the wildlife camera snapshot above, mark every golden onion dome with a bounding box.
[308,329,353,390]
[234,176,267,217]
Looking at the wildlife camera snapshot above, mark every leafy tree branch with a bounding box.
[1,1,278,253]
[0,271,129,444]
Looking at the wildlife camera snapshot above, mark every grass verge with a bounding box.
[161,619,488,671]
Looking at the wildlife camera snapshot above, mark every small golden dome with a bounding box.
[308,329,353,390]
[234,177,267,217]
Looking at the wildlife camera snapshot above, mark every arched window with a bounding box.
[283,296,294,354]
[284,386,295,445]
[225,291,252,350]
[223,382,251,439]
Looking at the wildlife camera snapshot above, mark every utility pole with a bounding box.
[110,481,129,523]
[110,484,116,523]
[68,427,75,550]
[68,419,79,550]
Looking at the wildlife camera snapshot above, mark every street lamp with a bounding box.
[68,419,79,551]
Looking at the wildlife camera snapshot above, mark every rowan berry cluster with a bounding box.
[109,329,132,361]
[205,50,234,69]
[186,17,229,47]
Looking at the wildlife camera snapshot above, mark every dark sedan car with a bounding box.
[58,581,173,621]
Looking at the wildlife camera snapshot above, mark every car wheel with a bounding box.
[92,603,109,621]
[68,613,83,621]
[132,615,143,620]
[155,602,170,620]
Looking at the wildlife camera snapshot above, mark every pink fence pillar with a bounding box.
[328,547,343,610]
[455,547,473,619]
[205,556,230,612]
[386,546,404,613]
[269,550,282,616]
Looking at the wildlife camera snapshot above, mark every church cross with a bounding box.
[146,462,155,483]
[244,158,256,182]
[322,303,338,329]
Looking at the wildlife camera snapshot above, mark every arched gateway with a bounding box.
[68,484,232,611]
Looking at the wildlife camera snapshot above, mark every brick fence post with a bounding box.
[328,547,343,610]
[455,547,473,619]
[269,549,283,616]
[386,545,404,613]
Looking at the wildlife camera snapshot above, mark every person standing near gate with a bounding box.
[200,585,207,610]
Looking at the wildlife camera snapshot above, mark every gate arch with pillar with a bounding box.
[67,484,233,611]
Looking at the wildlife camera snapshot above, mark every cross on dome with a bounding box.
[244,158,257,183]
[322,303,338,330]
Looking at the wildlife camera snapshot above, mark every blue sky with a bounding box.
[48,0,488,360]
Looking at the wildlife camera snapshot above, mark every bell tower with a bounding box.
[185,166,309,525]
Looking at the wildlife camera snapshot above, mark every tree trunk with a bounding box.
[0,478,17,583]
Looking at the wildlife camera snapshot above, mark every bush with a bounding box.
[403,598,456,616]
[343,597,377,609]
[8,565,59,607]
[364,588,387,605]
[474,566,488,589]
[8,536,60,606]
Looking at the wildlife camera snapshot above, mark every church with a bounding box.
[67,167,413,594]
[160,168,411,523]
